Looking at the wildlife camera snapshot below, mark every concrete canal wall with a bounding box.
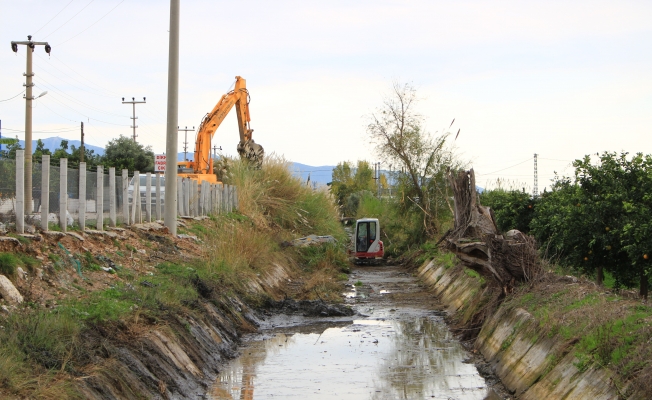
[418,259,619,400]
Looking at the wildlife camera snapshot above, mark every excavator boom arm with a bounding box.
[193,76,251,174]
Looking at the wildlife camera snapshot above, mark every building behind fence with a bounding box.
[5,151,237,233]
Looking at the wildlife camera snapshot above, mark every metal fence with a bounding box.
[4,151,238,233]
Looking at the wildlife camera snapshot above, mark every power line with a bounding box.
[0,90,26,102]
[52,55,121,96]
[35,52,114,99]
[33,71,128,118]
[59,0,125,46]
[538,157,573,162]
[33,0,76,35]
[41,95,129,126]
[43,0,95,39]
[3,127,78,134]
[16,51,128,122]
[475,157,533,176]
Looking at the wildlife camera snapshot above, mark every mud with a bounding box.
[210,265,505,399]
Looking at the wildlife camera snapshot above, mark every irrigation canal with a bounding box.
[209,265,499,400]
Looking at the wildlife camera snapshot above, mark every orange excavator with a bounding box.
[177,76,264,183]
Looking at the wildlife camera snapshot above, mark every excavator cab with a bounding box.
[352,218,384,264]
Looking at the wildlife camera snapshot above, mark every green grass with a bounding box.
[563,292,601,311]
[434,251,457,269]
[464,268,485,284]
[0,252,40,277]
[187,224,211,238]
[8,233,30,245]
[297,243,350,273]
[0,253,21,278]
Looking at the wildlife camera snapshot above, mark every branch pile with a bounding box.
[444,169,542,291]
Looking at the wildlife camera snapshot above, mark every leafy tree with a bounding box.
[0,138,19,199]
[102,135,154,173]
[46,139,101,169]
[480,189,536,233]
[531,152,652,298]
[574,152,651,296]
[366,81,460,237]
[330,160,376,216]
[32,139,51,162]
[0,137,22,159]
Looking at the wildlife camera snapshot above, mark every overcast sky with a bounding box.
[1,0,651,190]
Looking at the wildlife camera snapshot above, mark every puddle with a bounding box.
[210,314,488,399]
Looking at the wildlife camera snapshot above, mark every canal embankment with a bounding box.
[418,255,651,399]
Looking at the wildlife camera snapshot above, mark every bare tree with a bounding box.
[367,82,460,237]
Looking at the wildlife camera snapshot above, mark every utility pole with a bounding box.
[177,126,194,161]
[533,153,538,198]
[212,145,221,159]
[164,0,180,235]
[377,162,381,198]
[11,35,51,213]
[80,122,85,163]
[122,97,146,141]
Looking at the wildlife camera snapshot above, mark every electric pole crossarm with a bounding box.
[122,97,146,141]
[178,126,195,161]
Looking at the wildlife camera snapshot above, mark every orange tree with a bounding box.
[479,188,537,233]
[532,152,651,298]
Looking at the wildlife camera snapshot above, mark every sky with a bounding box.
[1,0,651,190]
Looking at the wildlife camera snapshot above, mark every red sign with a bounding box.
[155,154,166,172]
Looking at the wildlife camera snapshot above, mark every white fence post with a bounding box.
[15,151,24,234]
[109,167,116,227]
[155,173,161,221]
[233,186,238,211]
[184,178,190,216]
[79,162,86,231]
[145,172,152,223]
[97,165,104,231]
[199,181,204,216]
[225,184,231,213]
[177,176,183,216]
[192,180,199,216]
[218,183,224,214]
[59,158,67,232]
[122,169,129,225]
[41,155,50,231]
[131,171,140,224]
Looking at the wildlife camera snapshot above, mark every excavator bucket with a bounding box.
[237,139,264,169]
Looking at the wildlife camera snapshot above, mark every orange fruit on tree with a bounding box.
[644,254,649,260]
[584,257,588,261]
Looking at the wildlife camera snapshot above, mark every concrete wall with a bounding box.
[418,259,619,400]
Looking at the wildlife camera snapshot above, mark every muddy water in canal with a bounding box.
[210,266,492,400]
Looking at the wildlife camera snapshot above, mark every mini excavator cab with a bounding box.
[352,218,384,264]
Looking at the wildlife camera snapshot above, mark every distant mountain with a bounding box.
[289,162,335,186]
[13,137,105,156]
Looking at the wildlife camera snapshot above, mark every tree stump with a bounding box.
[445,169,541,289]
